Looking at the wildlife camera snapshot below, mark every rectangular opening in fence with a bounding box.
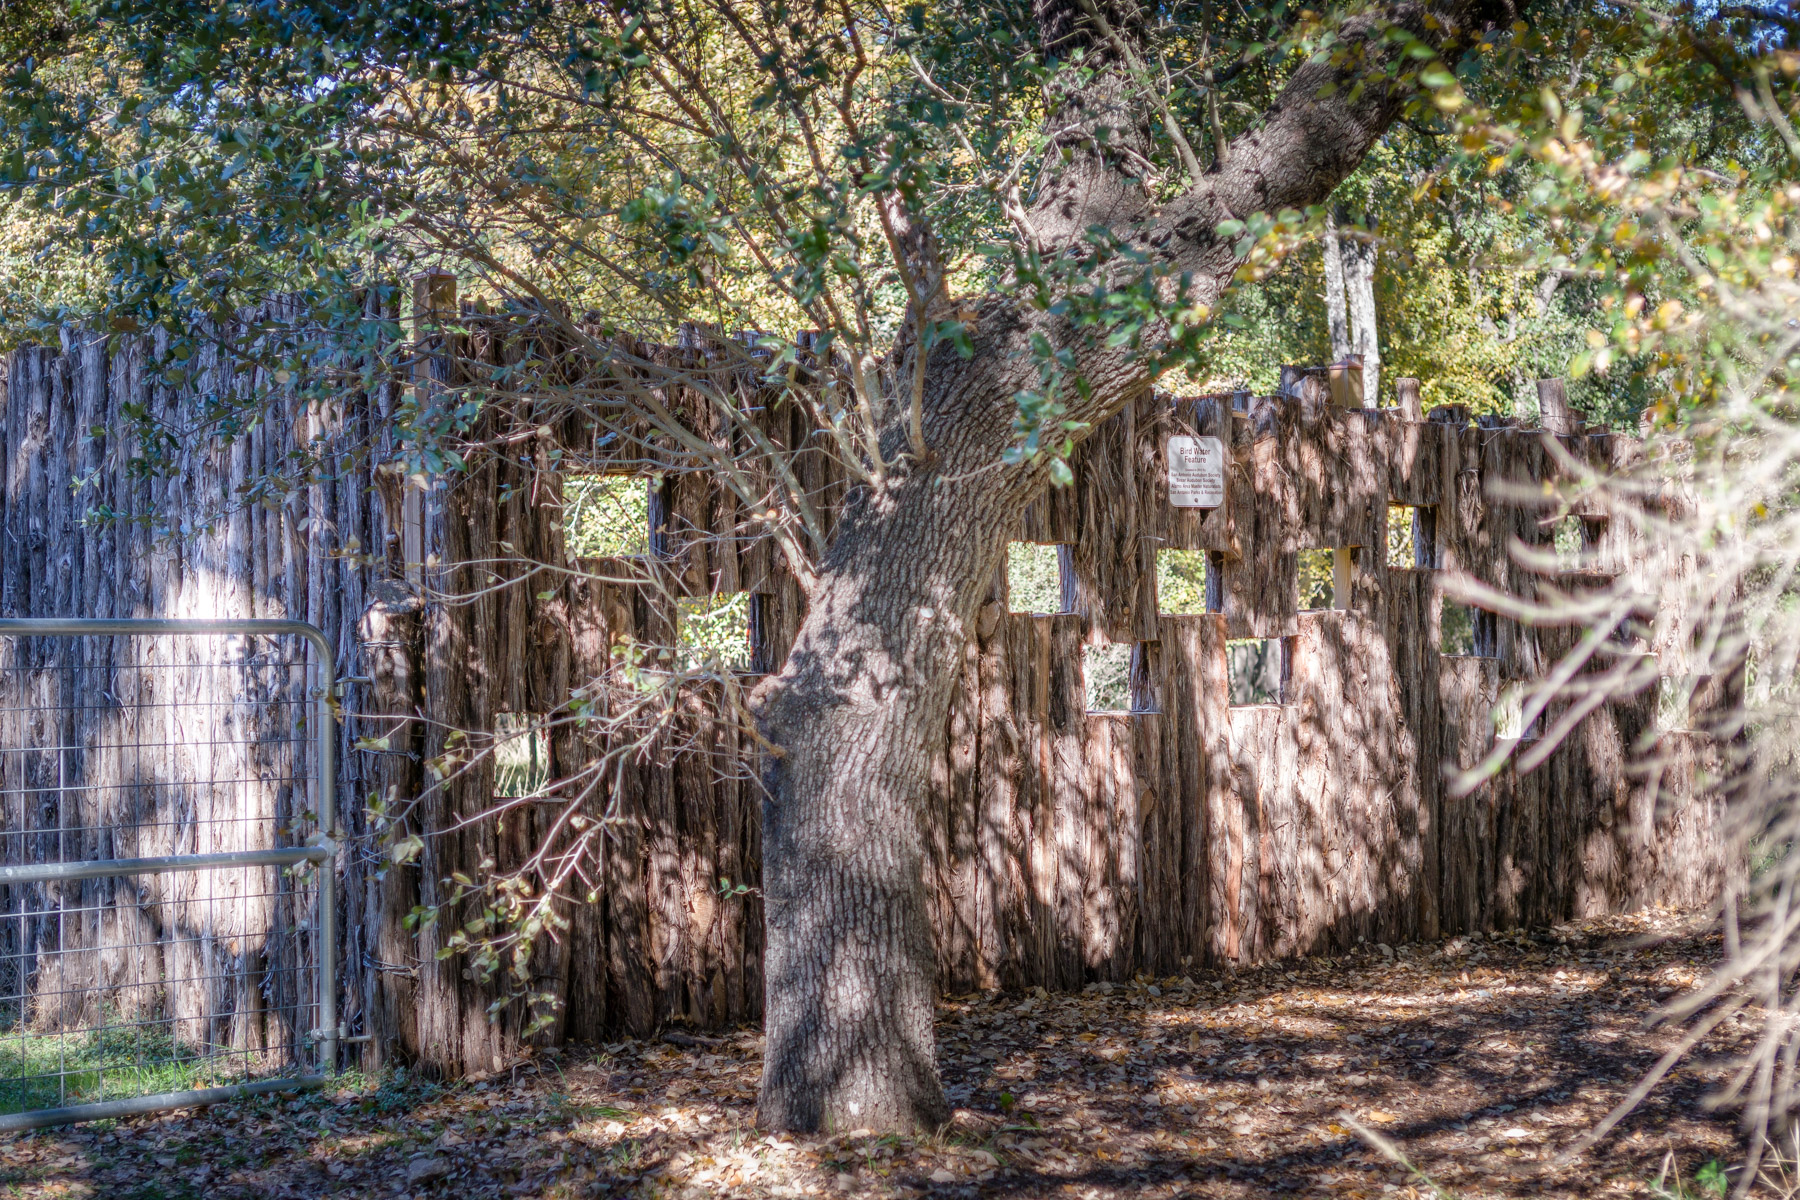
[1156,549,1211,614]
[492,713,552,798]
[1442,602,1498,657]
[1494,682,1543,741]
[1550,513,1585,568]
[1655,675,1698,732]
[676,592,752,671]
[1388,505,1436,569]
[565,474,652,558]
[0,621,331,1130]
[1007,543,1068,614]
[1227,638,1286,705]
[1299,548,1351,611]
[1083,644,1136,713]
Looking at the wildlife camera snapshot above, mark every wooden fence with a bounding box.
[0,297,1730,1075]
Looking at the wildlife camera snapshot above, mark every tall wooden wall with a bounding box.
[0,306,1730,1077]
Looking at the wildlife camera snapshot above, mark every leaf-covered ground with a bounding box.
[0,908,1760,1199]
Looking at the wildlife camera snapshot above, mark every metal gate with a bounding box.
[0,618,336,1132]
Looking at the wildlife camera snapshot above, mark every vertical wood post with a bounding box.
[1394,377,1422,421]
[405,273,457,585]
[1332,547,1354,609]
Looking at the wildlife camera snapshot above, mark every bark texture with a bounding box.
[1344,232,1383,402]
[1323,210,1352,361]
[750,0,1520,1131]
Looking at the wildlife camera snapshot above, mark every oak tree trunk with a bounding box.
[755,348,1069,1130]
[752,0,1516,1132]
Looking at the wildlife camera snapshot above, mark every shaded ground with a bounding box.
[0,908,1761,1199]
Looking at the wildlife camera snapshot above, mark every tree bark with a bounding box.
[1323,210,1352,361]
[753,0,1519,1133]
[1344,231,1382,403]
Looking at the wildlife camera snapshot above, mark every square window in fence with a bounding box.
[565,474,651,557]
[494,712,551,799]
[1388,507,1415,570]
[1084,643,1134,713]
[1228,638,1286,705]
[1655,675,1695,732]
[1156,549,1210,614]
[677,591,753,671]
[1007,542,1066,614]
[1441,602,1498,657]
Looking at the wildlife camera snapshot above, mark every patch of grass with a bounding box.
[0,1019,251,1115]
[544,1093,633,1123]
[359,1068,443,1115]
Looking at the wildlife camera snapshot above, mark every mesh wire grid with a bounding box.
[0,624,333,1126]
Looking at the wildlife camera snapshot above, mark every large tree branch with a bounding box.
[1030,0,1519,295]
[1027,0,1161,245]
[1159,1,1517,281]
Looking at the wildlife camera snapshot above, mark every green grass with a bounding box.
[0,1019,270,1114]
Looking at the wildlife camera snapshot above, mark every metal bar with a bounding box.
[0,846,327,886]
[0,1075,324,1134]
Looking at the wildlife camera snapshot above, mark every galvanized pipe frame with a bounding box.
[0,617,338,1133]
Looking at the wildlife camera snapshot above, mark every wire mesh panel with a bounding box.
[0,620,335,1130]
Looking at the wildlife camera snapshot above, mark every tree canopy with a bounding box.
[2,1,1792,436]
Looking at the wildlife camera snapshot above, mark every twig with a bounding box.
[1339,1112,1460,1200]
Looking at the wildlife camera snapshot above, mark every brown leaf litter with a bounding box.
[0,907,1761,1199]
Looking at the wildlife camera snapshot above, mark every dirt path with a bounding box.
[0,908,1755,1199]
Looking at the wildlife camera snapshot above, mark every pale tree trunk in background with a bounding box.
[753,0,1519,1133]
[1345,231,1382,404]
[1323,209,1352,362]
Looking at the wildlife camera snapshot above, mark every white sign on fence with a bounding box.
[1167,435,1225,508]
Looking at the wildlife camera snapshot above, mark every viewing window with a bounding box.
[565,475,651,557]
[1007,542,1067,614]
[1084,644,1135,713]
[677,592,752,671]
[1388,505,1436,569]
[1494,683,1542,741]
[1298,549,1334,610]
[493,713,551,799]
[1442,602,1497,657]
[1295,547,1361,611]
[1228,638,1287,706]
[1156,549,1210,615]
[1550,513,1585,568]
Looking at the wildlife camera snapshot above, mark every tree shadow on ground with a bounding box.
[0,909,1751,1200]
